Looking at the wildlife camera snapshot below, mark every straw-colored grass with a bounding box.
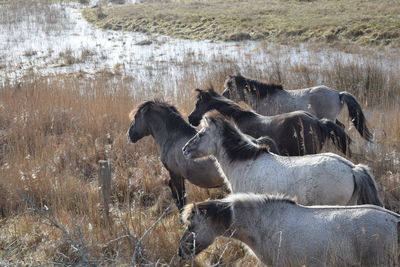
[1,0,399,265]
[1,52,399,265]
[0,21,400,266]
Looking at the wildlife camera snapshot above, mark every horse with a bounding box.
[182,111,382,206]
[179,193,399,266]
[222,74,372,141]
[127,100,232,210]
[189,88,351,156]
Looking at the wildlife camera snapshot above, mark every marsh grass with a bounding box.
[1,0,398,264]
[1,43,400,266]
[0,9,400,266]
[57,48,96,66]
[82,0,400,46]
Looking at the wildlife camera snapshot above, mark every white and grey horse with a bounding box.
[223,74,372,141]
[127,100,231,210]
[182,111,382,206]
[179,193,399,266]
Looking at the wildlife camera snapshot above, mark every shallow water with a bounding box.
[1,1,399,92]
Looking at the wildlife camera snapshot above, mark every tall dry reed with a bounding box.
[0,49,399,265]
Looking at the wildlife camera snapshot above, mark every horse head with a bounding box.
[179,201,232,259]
[188,88,219,126]
[183,111,223,159]
[222,74,248,102]
[127,102,154,143]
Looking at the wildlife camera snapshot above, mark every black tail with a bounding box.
[319,119,352,156]
[352,164,383,207]
[339,91,373,141]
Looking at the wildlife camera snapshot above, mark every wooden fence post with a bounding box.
[98,160,112,224]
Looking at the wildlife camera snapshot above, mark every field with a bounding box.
[1,0,400,266]
[82,0,400,46]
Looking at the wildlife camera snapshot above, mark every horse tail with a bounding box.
[351,164,383,207]
[319,119,352,156]
[339,91,373,141]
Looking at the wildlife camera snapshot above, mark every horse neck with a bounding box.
[211,99,257,124]
[253,90,291,115]
[147,110,194,148]
[230,202,294,261]
[213,127,252,178]
[230,207,261,245]
[214,143,234,176]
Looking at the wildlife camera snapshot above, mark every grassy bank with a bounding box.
[82,0,400,46]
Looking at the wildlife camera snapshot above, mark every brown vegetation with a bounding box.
[1,51,399,265]
[82,0,400,47]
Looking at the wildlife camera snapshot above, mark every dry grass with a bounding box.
[0,49,399,265]
[82,0,400,46]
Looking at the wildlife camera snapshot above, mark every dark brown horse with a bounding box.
[127,100,231,210]
[188,88,351,156]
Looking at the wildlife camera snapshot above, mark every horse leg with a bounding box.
[335,119,345,130]
[168,172,186,210]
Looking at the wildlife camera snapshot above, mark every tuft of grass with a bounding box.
[57,48,96,66]
[82,0,400,47]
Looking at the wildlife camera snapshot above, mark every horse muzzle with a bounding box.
[182,145,193,159]
[178,246,190,259]
[178,241,195,259]
[222,89,230,99]
[127,130,138,143]
[188,114,201,127]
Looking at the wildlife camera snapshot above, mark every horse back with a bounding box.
[264,111,325,155]
[285,207,399,266]
[289,86,342,121]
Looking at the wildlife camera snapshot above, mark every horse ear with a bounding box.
[194,89,206,101]
[141,102,152,114]
[199,91,210,101]
[244,83,256,93]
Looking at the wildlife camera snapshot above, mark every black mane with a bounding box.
[260,194,296,205]
[206,113,270,162]
[227,193,297,208]
[136,100,196,135]
[197,200,233,228]
[233,74,283,98]
[197,88,256,121]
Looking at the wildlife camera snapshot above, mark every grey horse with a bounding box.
[179,193,399,266]
[223,74,372,141]
[127,100,230,210]
[189,88,351,156]
[183,111,382,206]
